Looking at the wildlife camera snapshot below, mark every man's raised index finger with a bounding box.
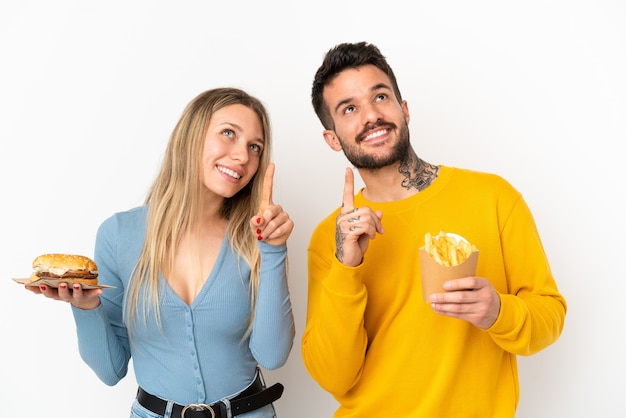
[342,167,355,212]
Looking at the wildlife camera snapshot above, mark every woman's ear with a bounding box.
[323,130,343,152]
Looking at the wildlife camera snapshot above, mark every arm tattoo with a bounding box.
[335,225,346,262]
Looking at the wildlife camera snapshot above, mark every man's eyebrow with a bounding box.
[334,96,354,114]
[372,82,393,93]
[332,83,393,114]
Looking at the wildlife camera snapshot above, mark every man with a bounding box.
[301,41,566,417]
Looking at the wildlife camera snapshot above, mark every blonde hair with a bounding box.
[123,87,272,339]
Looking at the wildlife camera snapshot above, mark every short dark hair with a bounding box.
[311,42,403,130]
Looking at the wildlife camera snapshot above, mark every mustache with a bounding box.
[357,121,397,142]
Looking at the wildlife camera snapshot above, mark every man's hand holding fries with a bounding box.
[423,231,501,330]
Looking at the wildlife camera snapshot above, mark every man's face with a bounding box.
[322,65,410,169]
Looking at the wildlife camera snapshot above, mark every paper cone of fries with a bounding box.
[419,231,479,303]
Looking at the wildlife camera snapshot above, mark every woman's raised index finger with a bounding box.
[261,162,275,206]
[342,167,355,212]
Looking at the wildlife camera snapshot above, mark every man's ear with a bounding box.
[401,99,410,124]
[323,130,343,152]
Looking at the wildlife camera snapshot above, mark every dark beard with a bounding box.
[339,122,410,169]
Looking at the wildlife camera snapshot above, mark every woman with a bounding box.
[28,87,296,418]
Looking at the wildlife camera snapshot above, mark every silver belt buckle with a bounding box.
[181,403,216,418]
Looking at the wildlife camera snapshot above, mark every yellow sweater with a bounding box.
[302,166,567,418]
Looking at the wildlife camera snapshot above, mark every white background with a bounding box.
[1,1,624,417]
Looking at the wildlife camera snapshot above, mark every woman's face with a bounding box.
[200,104,265,199]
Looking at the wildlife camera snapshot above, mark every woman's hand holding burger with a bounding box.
[25,253,103,310]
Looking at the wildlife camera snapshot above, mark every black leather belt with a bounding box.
[136,373,284,418]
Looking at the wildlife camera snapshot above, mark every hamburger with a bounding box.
[30,253,99,286]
